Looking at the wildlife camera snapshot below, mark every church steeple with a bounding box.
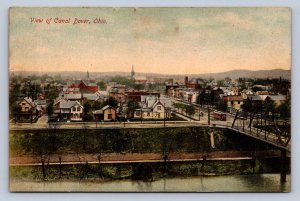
[131,65,135,78]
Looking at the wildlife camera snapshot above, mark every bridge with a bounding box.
[171,97,291,152]
[227,111,290,183]
[171,98,291,183]
[229,111,290,152]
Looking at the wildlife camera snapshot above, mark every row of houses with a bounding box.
[51,96,174,122]
[165,76,289,113]
[48,76,173,121]
[52,99,116,121]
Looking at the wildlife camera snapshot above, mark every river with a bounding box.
[10,174,290,192]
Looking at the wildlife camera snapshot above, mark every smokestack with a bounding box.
[185,76,188,86]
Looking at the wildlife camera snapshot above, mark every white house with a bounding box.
[54,99,83,121]
[223,95,244,113]
[184,91,199,103]
[265,94,287,107]
[134,97,173,119]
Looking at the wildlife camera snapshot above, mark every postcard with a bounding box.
[9,7,291,192]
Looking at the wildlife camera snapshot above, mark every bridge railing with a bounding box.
[228,112,290,150]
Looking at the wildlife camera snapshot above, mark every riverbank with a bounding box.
[10,174,291,192]
[10,157,287,182]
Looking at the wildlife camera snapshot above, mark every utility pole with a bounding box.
[124,114,126,127]
[164,103,166,128]
[208,106,210,125]
[280,149,287,183]
[198,104,201,121]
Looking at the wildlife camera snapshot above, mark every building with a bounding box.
[54,99,83,121]
[223,95,244,113]
[241,89,254,99]
[165,83,180,97]
[222,87,239,96]
[134,76,147,85]
[126,91,160,103]
[107,83,126,104]
[184,91,199,103]
[253,85,271,91]
[134,97,173,119]
[93,105,116,121]
[265,94,287,107]
[213,88,224,102]
[68,80,99,93]
[184,76,203,89]
[34,99,47,116]
[256,91,269,96]
[58,92,108,103]
[18,97,38,120]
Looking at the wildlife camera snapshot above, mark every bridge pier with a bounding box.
[280,149,287,183]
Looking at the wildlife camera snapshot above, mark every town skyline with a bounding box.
[10,68,291,80]
[10,7,291,74]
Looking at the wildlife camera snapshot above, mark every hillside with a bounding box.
[11,69,291,80]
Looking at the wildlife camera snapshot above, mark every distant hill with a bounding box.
[11,69,290,80]
[186,69,291,80]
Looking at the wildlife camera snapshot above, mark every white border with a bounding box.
[1,0,299,200]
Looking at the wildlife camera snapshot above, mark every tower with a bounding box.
[87,71,90,79]
[131,65,135,78]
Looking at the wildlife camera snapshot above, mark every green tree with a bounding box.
[110,76,135,87]
[241,99,253,112]
[11,103,21,120]
[277,102,290,119]
[82,100,93,121]
[216,101,227,112]
[263,99,276,115]
[133,84,144,91]
[217,80,225,87]
[45,85,59,100]
[83,100,92,115]
[91,100,104,111]
[198,90,206,105]
[185,105,196,117]
[224,77,232,84]
[9,84,21,108]
[106,97,118,108]
[172,103,180,111]
[54,74,62,81]
[46,101,54,117]
[41,74,51,82]
[147,83,162,91]
[127,100,139,117]
[209,90,215,104]
[96,81,106,90]
[12,103,21,114]
[173,103,184,113]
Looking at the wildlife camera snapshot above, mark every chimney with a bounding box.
[185,76,188,86]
